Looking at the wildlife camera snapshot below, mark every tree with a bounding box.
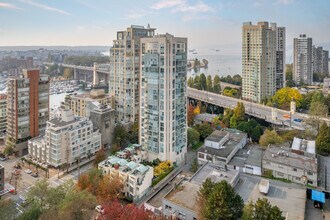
[18,203,42,220]
[113,124,128,148]
[0,199,16,220]
[187,104,196,126]
[213,75,221,94]
[242,198,285,220]
[230,114,238,128]
[223,109,233,127]
[259,129,283,147]
[93,149,106,167]
[194,123,213,140]
[206,75,213,92]
[187,128,200,148]
[285,64,295,87]
[194,75,202,90]
[128,121,139,144]
[63,68,73,79]
[200,73,207,90]
[233,102,245,121]
[3,145,14,156]
[194,105,201,115]
[223,87,239,98]
[190,158,200,173]
[198,179,244,220]
[99,200,153,220]
[188,77,194,88]
[316,123,330,155]
[308,101,328,131]
[96,174,124,203]
[271,87,302,110]
[77,168,103,195]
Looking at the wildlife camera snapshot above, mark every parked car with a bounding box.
[31,173,38,178]
[24,169,32,174]
[95,205,105,214]
[293,118,303,123]
[0,157,6,161]
[259,179,270,195]
[283,114,291,119]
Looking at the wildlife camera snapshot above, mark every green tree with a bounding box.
[0,199,16,220]
[190,158,200,173]
[237,119,262,142]
[3,145,14,156]
[194,75,202,90]
[259,129,283,147]
[188,77,194,88]
[206,75,213,92]
[285,64,295,87]
[316,123,330,155]
[230,115,238,128]
[113,124,128,148]
[198,179,244,220]
[194,123,213,140]
[18,203,42,220]
[308,101,329,131]
[223,109,233,127]
[213,75,221,94]
[242,198,285,220]
[187,128,200,148]
[200,73,207,90]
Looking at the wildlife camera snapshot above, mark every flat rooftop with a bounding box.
[164,181,200,213]
[235,175,306,220]
[195,113,218,123]
[199,129,247,159]
[191,163,239,187]
[263,146,317,173]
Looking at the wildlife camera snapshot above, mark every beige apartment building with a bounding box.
[64,89,110,118]
[0,94,7,134]
[242,21,277,103]
[109,25,155,125]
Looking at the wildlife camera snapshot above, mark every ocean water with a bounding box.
[102,52,242,78]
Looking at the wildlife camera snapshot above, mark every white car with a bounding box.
[95,205,105,214]
[24,169,32,174]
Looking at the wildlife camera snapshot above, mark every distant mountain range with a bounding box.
[0,46,110,52]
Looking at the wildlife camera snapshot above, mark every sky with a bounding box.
[0,0,330,56]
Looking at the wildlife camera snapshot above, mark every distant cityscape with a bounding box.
[0,18,329,220]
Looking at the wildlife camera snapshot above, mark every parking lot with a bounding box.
[235,174,306,220]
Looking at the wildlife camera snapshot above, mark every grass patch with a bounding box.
[152,167,174,187]
[262,174,292,183]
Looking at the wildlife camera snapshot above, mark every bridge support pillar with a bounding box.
[93,62,99,86]
[290,100,296,115]
[73,68,77,80]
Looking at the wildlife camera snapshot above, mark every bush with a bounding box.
[3,146,14,156]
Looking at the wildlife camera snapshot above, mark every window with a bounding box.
[277,171,284,177]
[198,153,204,159]
[307,171,313,176]
[165,205,172,211]
[293,168,297,171]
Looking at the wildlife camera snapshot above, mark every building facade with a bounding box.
[98,156,153,202]
[312,46,329,76]
[0,164,4,191]
[293,35,313,85]
[262,146,317,187]
[64,89,111,118]
[6,69,49,155]
[28,109,101,168]
[242,22,277,103]
[109,25,155,124]
[139,34,187,164]
[274,25,286,90]
[0,94,7,134]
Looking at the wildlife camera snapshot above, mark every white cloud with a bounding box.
[277,0,295,4]
[20,0,71,15]
[172,2,213,13]
[151,0,185,10]
[0,2,22,10]
[76,26,86,30]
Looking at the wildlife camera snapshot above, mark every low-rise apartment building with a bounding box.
[28,108,101,168]
[98,156,153,202]
[262,146,317,187]
[198,129,248,168]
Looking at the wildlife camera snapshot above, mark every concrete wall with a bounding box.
[162,198,197,220]
[0,165,4,191]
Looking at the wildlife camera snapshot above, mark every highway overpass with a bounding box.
[187,87,327,130]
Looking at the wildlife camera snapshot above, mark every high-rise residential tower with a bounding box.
[293,35,313,85]
[109,25,155,125]
[273,25,286,90]
[242,22,277,103]
[0,94,7,134]
[139,34,187,165]
[6,69,49,155]
[312,46,329,76]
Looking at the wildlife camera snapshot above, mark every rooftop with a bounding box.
[48,117,81,128]
[291,137,315,155]
[191,163,239,187]
[199,129,247,159]
[245,147,263,167]
[71,89,107,100]
[195,113,218,123]
[263,146,317,173]
[164,181,200,212]
[99,156,151,175]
